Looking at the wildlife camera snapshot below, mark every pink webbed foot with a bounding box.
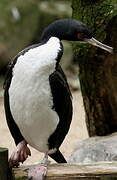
[9,140,31,167]
[28,165,47,180]
[28,153,49,180]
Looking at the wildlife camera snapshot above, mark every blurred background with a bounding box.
[0,0,88,165]
[0,0,79,89]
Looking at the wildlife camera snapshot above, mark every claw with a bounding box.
[9,140,31,167]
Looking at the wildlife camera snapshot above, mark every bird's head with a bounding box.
[40,19,113,54]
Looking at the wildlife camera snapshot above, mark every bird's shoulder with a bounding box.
[3,43,43,90]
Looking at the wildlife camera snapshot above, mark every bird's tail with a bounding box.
[49,149,67,163]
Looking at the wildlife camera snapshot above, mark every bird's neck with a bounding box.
[40,37,63,69]
[32,37,62,75]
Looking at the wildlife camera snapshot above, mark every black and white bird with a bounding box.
[4,19,113,168]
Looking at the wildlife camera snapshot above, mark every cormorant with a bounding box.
[4,19,113,168]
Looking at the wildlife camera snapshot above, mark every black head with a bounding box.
[40,18,113,54]
[40,19,93,42]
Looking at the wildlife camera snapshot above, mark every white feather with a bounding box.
[9,37,61,152]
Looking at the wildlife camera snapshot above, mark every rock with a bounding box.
[69,133,117,163]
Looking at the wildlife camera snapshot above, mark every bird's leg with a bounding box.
[28,153,49,180]
[41,152,50,165]
[9,140,31,167]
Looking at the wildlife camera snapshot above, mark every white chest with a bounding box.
[9,37,61,152]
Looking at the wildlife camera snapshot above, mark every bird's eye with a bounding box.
[77,33,85,40]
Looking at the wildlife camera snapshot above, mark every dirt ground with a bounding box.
[0,91,88,165]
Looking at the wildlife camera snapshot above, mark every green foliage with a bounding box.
[0,0,40,58]
[72,0,117,39]
[72,0,117,60]
[0,0,72,71]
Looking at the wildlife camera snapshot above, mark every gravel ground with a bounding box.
[0,91,88,165]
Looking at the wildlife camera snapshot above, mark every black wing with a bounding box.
[48,65,73,150]
[4,43,43,145]
[4,57,24,145]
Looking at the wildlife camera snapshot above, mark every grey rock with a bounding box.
[69,133,117,163]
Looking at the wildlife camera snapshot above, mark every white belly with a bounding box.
[9,37,61,152]
[9,74,59,152]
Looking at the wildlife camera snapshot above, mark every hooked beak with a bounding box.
[84,37,113,54]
